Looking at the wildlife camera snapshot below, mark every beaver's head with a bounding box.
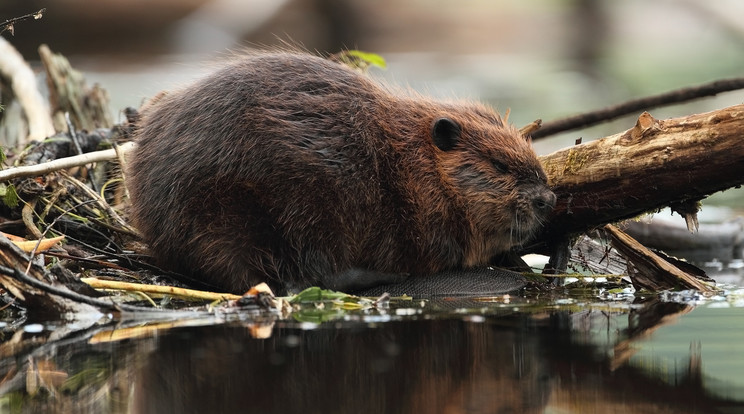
[431,104,555,265]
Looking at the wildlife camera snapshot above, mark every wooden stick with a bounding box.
[80,278,242,301]
[0,141,135,182]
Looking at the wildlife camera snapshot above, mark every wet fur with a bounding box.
[128,51,554,293]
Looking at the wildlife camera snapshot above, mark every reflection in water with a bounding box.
[1,299,743,413]
[136,319,551,414]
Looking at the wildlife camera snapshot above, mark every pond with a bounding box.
[1,273,742,414]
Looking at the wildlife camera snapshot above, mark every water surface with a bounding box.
[1,284,742,414]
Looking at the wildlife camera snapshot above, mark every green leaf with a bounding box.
[0,183,19,208]
[333,50,387,72]
[345,50,387,69]
[288,286,350,304]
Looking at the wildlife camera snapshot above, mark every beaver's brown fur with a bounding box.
[127,51,555,294]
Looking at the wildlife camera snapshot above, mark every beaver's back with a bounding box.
[129,53,444,292]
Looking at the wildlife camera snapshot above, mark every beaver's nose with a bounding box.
[533,189,556,213]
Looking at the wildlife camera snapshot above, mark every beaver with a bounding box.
[127,51,556,295]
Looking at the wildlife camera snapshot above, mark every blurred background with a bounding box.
[2,0,744,211]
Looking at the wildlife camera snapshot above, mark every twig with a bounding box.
[25,199,97,274]
[80,278,242,301]
[11,235,64,253]
[532,77,744,139]
[114,142,133,200]
[0,141,136,182]
[59,171,135,234]
[519,119,542,137]
[43,251,129,271]
[0,8,45,35]
[88,216,140,239]
[21,199,43,239]
[64,112,100,194]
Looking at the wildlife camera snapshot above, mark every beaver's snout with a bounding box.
[532,188,556,215]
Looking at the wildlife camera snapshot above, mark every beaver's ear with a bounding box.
[431,117,461,151]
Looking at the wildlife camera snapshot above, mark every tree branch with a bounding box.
[532,77,744,139]
[0,8,45,36]
[535,104,744,244]
[0,141,135,182]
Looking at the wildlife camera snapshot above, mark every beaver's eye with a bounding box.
[492,159,509,173]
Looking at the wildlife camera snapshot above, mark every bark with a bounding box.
[537,104,744,244]
[604,224,715,293]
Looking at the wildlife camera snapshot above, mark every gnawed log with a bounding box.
[604,224,715,292]
[569,235,628,275]
[538,105,744,242]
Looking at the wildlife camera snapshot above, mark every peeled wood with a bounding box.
[538,104,744,240]
[604,224,714,293]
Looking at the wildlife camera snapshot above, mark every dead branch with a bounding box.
[0,37,55,145]
[0,233,169,313]
[0,141,135,182]
[625,217,744,263]
[0,8,45,35]
[537,104,744,242]
[80,278,242,301]
[0,232,102,315]
[604,224,714,292]
[532,78,744,139]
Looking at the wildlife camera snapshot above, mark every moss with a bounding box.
[562,148,591,175]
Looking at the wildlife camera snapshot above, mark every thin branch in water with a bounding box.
[531,77,744,139]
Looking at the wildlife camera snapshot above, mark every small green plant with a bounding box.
[0,183,19,208]
[331,50,387,72]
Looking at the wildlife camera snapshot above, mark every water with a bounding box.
[1,283,742,414]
